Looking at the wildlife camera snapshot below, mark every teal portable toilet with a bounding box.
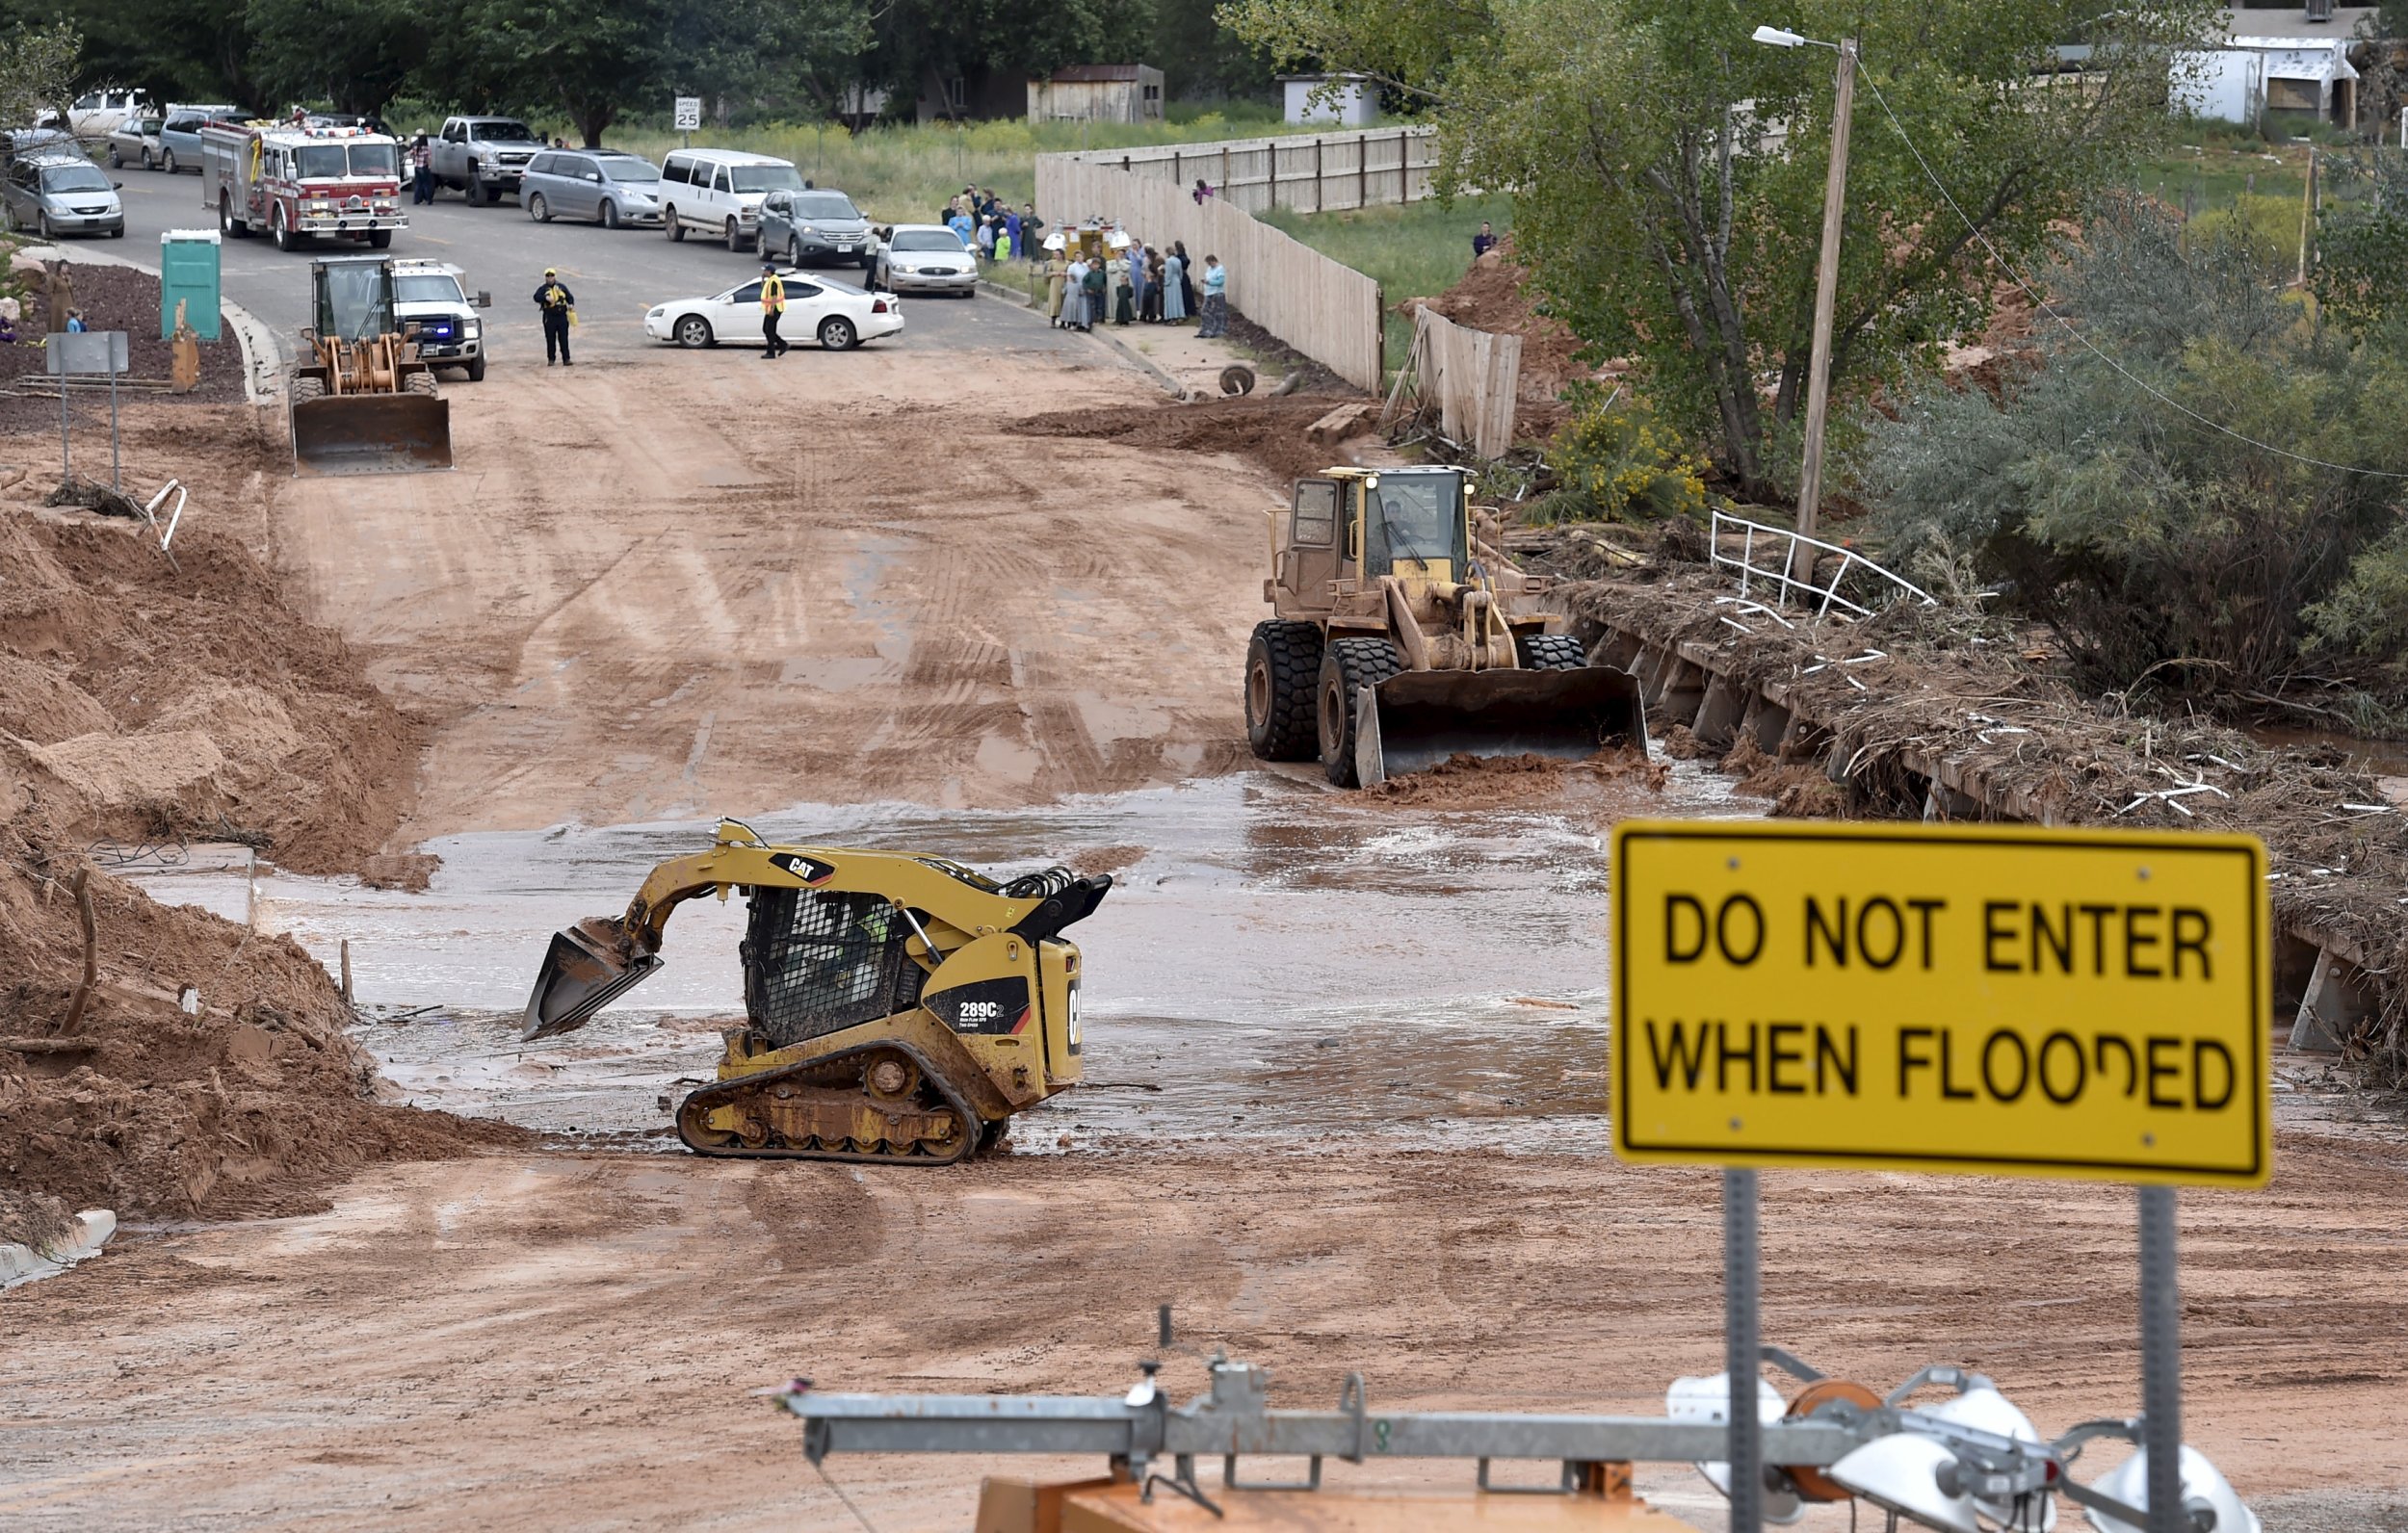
[159,229,222,341]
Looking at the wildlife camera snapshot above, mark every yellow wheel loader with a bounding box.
[522,819,1112,1164]
[1247,465,1646,787]
[288,254,453,476]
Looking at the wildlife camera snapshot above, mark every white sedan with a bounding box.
[643,273,904,351]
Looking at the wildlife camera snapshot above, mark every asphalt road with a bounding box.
[98,164,1080,370]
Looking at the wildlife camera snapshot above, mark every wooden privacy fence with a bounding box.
[1385,306,1521,459]
[1050,127,1439,217]
[1035,152,1386,391]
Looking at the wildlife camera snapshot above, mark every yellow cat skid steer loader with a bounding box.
[522,819,1112,1164]
[1247,465,1646,786]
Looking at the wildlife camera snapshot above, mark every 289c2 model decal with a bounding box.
[928,976,1033,1036]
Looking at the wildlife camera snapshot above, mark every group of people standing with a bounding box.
[945,186,1045,266]
[1043,231,1226,340]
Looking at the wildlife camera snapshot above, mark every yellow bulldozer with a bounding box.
[1247,465,1646,786]
[287,254,452,476]
[522,819,1112,1164]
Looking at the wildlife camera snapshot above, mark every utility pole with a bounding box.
[1791,36,1857,588]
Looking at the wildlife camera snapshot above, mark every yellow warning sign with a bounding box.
[1610,821,2271,1186]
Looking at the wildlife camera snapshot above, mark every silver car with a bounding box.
[107,116,163,169]
[760,188,875,272]
[873,224,978,296]
[0,154,125,240]
[518,148,663,227]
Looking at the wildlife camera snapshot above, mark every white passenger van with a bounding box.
[657,148,803,252]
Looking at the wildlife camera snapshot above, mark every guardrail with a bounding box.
[1710,510,1934,619]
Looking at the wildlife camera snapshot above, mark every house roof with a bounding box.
[2217,6,2377,39]
[1045,65,1154,84]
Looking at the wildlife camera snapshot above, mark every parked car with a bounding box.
[518,148,662,227]
[392,258,491,381]
[156,108,236,174]
[643,273,903,351]
[106,116,163,169]
[759,187,875,271]
[873,224,978,297]
[656,148,801,251]
[429,116,546,205]
[0,154,125,240]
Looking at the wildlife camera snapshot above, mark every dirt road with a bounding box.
[270,338,1284,841]
[6,1129,2407,1530]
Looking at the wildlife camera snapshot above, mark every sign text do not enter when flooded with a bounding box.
[1610,822,2271,1186]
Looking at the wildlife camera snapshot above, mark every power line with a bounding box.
[1854,67,2408,481]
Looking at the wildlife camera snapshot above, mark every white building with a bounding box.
[2174,7,2373,127]
[1279,74,1376,127]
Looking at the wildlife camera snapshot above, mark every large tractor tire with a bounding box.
[1517,633,1587,671]
[1317,637,1402,787]
[1244,620,1322,762]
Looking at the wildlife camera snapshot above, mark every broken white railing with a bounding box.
[1710,509,1934,619]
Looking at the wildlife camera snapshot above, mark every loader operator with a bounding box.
[759,261,789,360]
[533,268,575,367]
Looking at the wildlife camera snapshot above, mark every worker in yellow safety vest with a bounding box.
[759,262,789,360]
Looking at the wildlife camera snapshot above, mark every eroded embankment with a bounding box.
[1,506,523,1219]
[1562,571,2408,1070]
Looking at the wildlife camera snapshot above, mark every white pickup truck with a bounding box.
[430,116,546,206]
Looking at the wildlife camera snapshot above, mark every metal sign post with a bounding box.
[1724,1167,1762,1533]
[44,330,132,490]
[1611,819,2272,1533]
[2139,1185,2184,1533]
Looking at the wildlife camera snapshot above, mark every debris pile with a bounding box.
[1566,571,2408,1073]
[1,507,522,1218]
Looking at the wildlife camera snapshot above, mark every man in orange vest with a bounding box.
[759,261,789,359]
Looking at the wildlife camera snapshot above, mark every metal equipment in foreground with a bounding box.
[772,1320,2259,1532]
[1246,465,1645,788]
[287,254,451,476]
[521,818,1111,1164]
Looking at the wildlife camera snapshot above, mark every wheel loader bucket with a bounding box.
[1354,665,1648,788]
[291,394,453,477]
[521,919,663,1041]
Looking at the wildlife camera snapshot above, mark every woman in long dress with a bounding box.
[1174,242,1197,322]
[1161,250,1187,323]
[1141,253,1165,322]
[1045,251,1068,326]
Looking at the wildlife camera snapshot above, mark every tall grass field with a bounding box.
[1258,194,1516,367]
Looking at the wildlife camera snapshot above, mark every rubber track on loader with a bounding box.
[673,1040,985,1166]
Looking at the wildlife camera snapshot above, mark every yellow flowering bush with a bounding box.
[1536,384,1710,523]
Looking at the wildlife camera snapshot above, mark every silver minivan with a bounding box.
[517,148,663,227]
[0,154,125,240]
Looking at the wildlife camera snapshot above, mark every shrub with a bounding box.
[1531,384,1709,524]
[1854,195,2408,709]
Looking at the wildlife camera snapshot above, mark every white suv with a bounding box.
[658,148,803,252]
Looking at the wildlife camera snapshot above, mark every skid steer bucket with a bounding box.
[1354,666,1648,788]
[291,394,453,477]
[522,918,663,1041]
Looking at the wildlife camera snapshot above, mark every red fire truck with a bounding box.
[198,119,406,251]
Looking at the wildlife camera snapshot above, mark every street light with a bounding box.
[1752,23,1859,585]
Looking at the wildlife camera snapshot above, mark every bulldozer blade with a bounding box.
[1355,666,1648,788]
[522,921,663,1041]
[291,395,453,477]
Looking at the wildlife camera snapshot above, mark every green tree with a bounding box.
[1859,197,2408,705]
[247,0,425,116]
[1221,0,2218,503]
[0,18,79,131]
[864,0,1155,117]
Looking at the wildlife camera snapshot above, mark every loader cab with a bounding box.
[1357,468,1470,584]
[311,255,398,344]
[1278,467,1474,611]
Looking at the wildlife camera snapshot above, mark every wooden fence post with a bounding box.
[1358,133,1368,209]
[1314,136,1324,213]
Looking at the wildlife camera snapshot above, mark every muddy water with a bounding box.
[126,764,1760,1152]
